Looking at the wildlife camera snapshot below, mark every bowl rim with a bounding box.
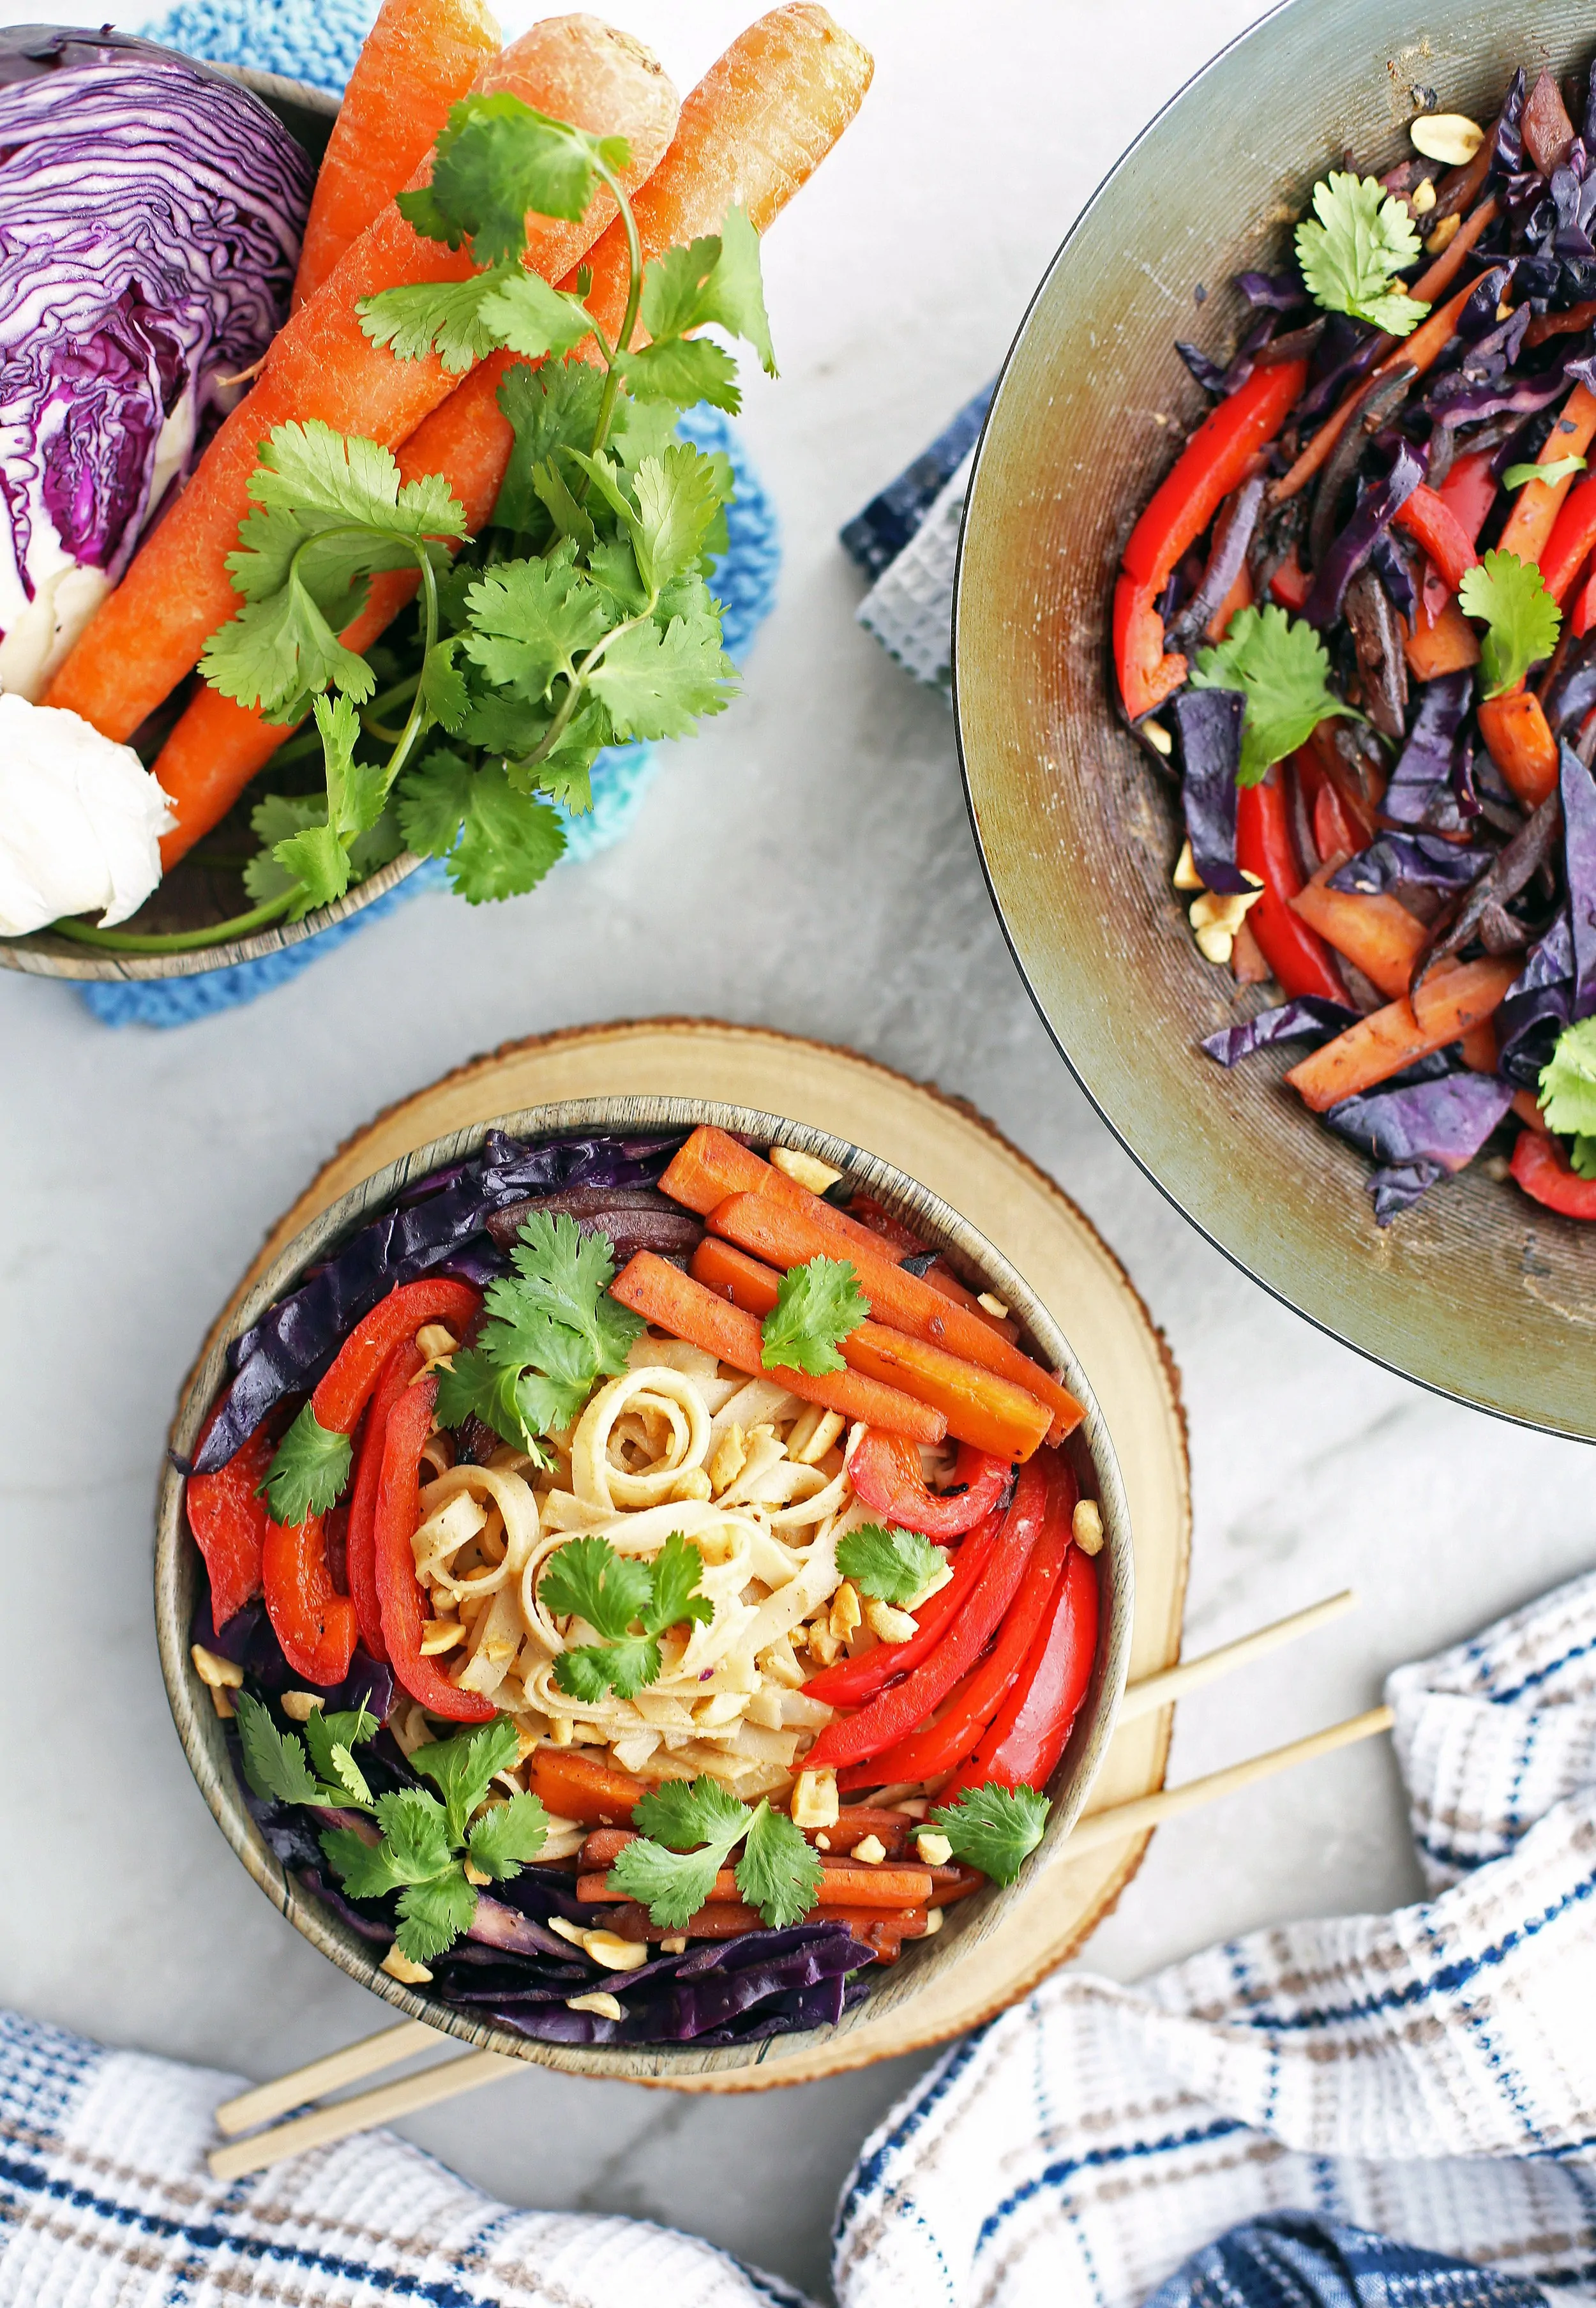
[154,1092,1134,2082]
[949,0,1594,1447]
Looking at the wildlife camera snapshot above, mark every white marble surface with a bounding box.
[3,1,1595,2298]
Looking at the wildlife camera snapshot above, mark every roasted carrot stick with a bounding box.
[45,19,679,743]
[1477,689,1560,808]
[576,1866,934,1908]
[704,1194,1085,1442]
[151,351,520,868]
[576,3,873,345]
[689,1237,1050,1459]
[1403,585,1479,677]
[1284,958,1521,1111]
[609,1252,946,1445]
[525,1746,645,1826]
[1289,870,1429,999]
[1497,382,1596,564]
[292,0,500,308]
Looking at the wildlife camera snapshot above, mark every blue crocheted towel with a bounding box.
[82,9,781,1029]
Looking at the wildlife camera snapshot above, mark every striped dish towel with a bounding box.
[841,383,993,693]
[834,1568,1596,2308]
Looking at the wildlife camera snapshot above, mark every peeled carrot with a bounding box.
[704,1194,1085,1443]
[577,3,873,345]
[525,1747,645,1827]
[1477,689,1560,808]
[1498,382,1596,564]
[45,19,679,743]
[292,0,500,308]
[576,1866,933,1909]
[1284,958,1521,1111]
[1403,584,1480,677]
[1289,869,1428,1000]
[689,1237,1050,1459]
[609,1251,946,1445]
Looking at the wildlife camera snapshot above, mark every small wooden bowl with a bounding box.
[155,1091,1135,2083]
[0,63,431,988]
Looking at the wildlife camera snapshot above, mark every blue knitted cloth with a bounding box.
[82,9,781,1028]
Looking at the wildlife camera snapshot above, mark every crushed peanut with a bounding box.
[852,1834,887,1865]
[421,1618,465,1655]
[660,1936,688,1956]
[1142,718,1173,755]
[1172,838,1205,892]
[915,1831,954,1867]
[669,1467,713,1503]
[707,1422,748,1493]
[1410,175,1437,213]
[381,1945,433,1984]
[280,1690,325,1722]
[548,1915,587,1948]
[788,1407,844,1466]
[209,1686,236,1719]
[792,1767,839,1830]
[829,1580,862,1641]
[922,1906,944,1936]
[190,1643,243,1691]
[771,1145,845,1194]
[414,1323,460,1371]
[548,1717,574,1746]
[1410,111,1482,166]
[463,1860,492,1888]
[1424,211,1462,255]
[1073,1498,1105,1556]
[583,1929,649,1971]
[566,1991,626,2021]
[863,1595,919,1645]
[977,1291,1011,1320]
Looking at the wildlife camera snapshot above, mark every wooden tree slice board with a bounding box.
[218,1018,1191,2090]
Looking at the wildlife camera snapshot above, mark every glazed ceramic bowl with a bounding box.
[154,1094,1134,2083]
[955,0,1596,1440]
[0,59,430,988]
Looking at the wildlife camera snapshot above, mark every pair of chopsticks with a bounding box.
[209,1587,1386,2182]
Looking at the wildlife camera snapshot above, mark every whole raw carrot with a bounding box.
[1289,871,1428,1000]
[576,3,873,345]
[45,19,679,743]
[292,0,501,308]
[608,1251,946,1445]
[689,1236,1049,1459]
[1284,958,1521,1111]
[706,1194,1085,1442]
[1496,382,1596,564]
[151,351,519,868]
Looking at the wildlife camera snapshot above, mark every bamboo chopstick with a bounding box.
[1118,1590,1357,1723]
[209,2048,517,2182]
[214,2018,442,2138]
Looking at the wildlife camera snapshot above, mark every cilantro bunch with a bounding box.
[236,1698,548,1961]
[539,1531,712,1700]
[608,1776,824,1929]
[198,93,775,928]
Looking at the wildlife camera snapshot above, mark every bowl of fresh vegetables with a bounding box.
[156,1096,1132,2079]
[956,0,1596,1440]
[0,3,869,979]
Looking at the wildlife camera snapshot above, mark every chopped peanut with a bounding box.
[660,1936,688,1956]
[829,1580,862,1641]
[707,1424,748,1494]
[381,1945,433,1984]
[864,1596,919,1645]
[670,1467,713,1504]
[1073,1499,1105,1557]
[1143,718,1173,755]
[414,1323,459,1370]
[915,1831,953,1867]
[421,1618,465,1655]
[1424,211,1462,255]
[788,1407,844,1466]
[583,1929,649,1971]
[280,1690,325,1721]
[190,1643,243,1691]
[1172,838,1205,891]
[852,1834,887,1865]
[209,1686,235,1720]
[977,1291,1010,1320]
[771,1145,844,1194]
[1410,111,1482,166]
[922,1906,944,1936]
[792,1767,839,1830]
[463,1860,492,1888]
[566,1991,625,2020]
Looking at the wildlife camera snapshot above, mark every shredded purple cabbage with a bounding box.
[1235,268,1306,311]
[1330,833,1494,894]
[1384,670,1480,834]
[1498,910,1574,1087]
[1561,742,1596,1013]
[1325,1070,1516,1223]
[1301,442,1425,628]
[1170,688,1247,893]
[1202,997,1359,1066]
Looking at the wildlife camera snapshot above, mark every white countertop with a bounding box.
[3,2,1593,2297]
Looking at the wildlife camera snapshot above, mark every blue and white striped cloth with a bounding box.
[834,1567,1596,2308]
[6,1573,1595,2306]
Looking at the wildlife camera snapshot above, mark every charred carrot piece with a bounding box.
[1477,690,1560,809]
[1284,958,1521,1111]
[525,1746,646,1827]
[292,0,500,308]
[1498,382,1596,564]
[690,1237,1048,1459]
[576,1866,933,1909]
[45,20,679,742]
[1289,870,1429,1000]
[705,1193,1085,1443]
[1403,585,1480,678]
[609,1251,946,1445]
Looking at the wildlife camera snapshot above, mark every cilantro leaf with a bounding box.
[1457,548,1562,699]
[929,1782,1051,1885]
[1190,604,1354,785]
[1572,1135,1596,1179]
[234,1692,322,1806]
[835,1523,943,1607]
[1295,171,1429,335]
[400,92,629,267]
[1539,1016,1596,1142]
[492,359,606,536]
[530,456,598,553]
[396,1864,479,1961]
[630,444,723,592]
[318,689,388,840]
[648,1529,715,1635]
[1505,455,1588,490]
[476,268,598,361]
[356,271,512,372]
[539,1534,656,1641]
[634,1776,749,1850]
[463,553,612,700]
[300,1703,377,1806]
[587,610,737,740]
[201,573,373,723]
[636,210,774,376]
[396,754,567,901]
[555,1633,661,1701]
[734,1800,824,1927]
[432,1345,555,1461]
[237,420,467,552]
[617,335,741,413]
[320,1825,408,1900]
[418,638,470,733]
[243,795,326,904]
[543,1532,709,1699]
[260,1402,354,1525]
[467,1790,550,1877]
[410,1717,520,1843]
[503,1211,643,1373]
[610,1776,749,1927]
[372,1787,455,1882]
[760,1255,868,1376]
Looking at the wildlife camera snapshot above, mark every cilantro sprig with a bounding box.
[1190,605,1356,785]
[1458,549,1562,699]
[539,1530,712,1700]
[608,1776,824,1929]
[260,1401,354,1526]
[235,1700,548,1962]
[760,1255,868,1375]
[835,1523,944,1607]
[1539,1017,1596,1165]
[1295,172,1429,336]
[928,1783,1051,1886]
[435,1211,644,1458]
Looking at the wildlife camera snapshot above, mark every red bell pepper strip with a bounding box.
[848,1432,1014,1540]
[1539,473,1596,605]
[1574,563,1596,640]
[1269,547,1312,610]
[802,1507,1005,1707]
[804,1458,1050,1771]
[836,1458,1079,1790]
[942,1542,1101,1801]
[1510,1129,1596,1219]
[1394,485,1479,592]
[1435,448,1498,547]
[343,1336,426,1663]
[1115,359,1308,720]
[310,1278,481,1435]
[374,1373,495,1721]
[1236,773,1348,1002]
[261,1511,357,1686]
[186,1412,274,1627]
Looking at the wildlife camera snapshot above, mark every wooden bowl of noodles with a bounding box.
[154,1088,1135,2083]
